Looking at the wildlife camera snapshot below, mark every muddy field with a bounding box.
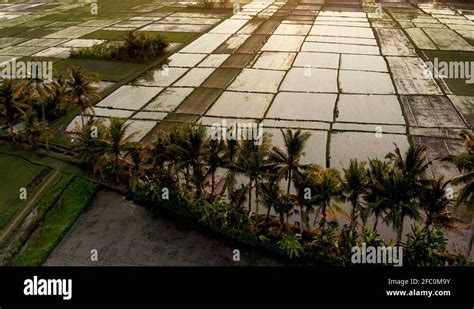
[45,191,283,266]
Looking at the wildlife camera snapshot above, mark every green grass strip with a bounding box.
[12,177,99,266]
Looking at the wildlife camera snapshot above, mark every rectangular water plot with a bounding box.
[252,52,297,70]
[96,85,163,110]
[293,52,340,69]
[280,68,338,93]
[265,92,337,122]
[227,68,286,93]
[336,94,405,124]
[144,87,194,112]
[340,54,388,72]
[206,91,274,119]
[134,67,189,87]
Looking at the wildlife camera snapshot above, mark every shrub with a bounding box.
[277,233,304,258]
[402,225,450,266]
[70,31,169,63]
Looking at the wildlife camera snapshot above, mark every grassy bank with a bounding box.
[12,177,99,266]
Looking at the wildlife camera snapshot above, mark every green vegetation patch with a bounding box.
[0,27,30,37]
[81,30,129,40]
[0,154,47,229]
[0,37,28,49]
[12,177,99,266]
[139,31,198,43]
[54,58,146,82]
[12,27,57,38]
[70,32,169,63]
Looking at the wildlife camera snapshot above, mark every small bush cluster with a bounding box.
[70,31,169,62]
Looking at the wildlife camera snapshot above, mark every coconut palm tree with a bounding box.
[371,169,420,243]
[386,143,429,189]
[221,139,241,204]
[293,164,323,235]
[381,144,429,243]
[41,78,68,121]
[419,177,458,236]
[364,158,390,230]
[311,168,345,227]
[171,124,209,197]
[70,119,106,174]
[65,66,100,127]
[101,118,138,183]
[126,142,148,192]
[30,77,55,124]
[234,133,272,214]
[270,128,311,215]
[342,159,368,230]
[19,109,50,149]
[0,79,29,142]
[206,138,225,196]
[258,176,290,230]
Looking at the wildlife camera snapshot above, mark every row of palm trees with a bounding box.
[69,119,473,256]
[1,66,472,259]
[0,67,100,147]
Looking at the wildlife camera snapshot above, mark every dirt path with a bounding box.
[45,190,283,266]
[0,169,60,244]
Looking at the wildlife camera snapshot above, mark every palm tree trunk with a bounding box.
[286,170,292,206]
[248,178,252,214]
[114,154,119,184]
[211,170,215,196]
[300,205,304,236]
[350,202,356,230]
[185,166,189,188]
[279,212,285,232]
[373,213,380,231]
[397,217,404,243]
[266,204,271,220]
[467,222,473,257]
[321,204,327,226]
[255,184,259,214]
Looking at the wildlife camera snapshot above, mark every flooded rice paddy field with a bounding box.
[1,0,473,260]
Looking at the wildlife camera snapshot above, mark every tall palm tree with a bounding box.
[259,176,291,230]
[65,66,100,127]
[383,144,429,243]
[222,139,241,204]
[235,133,272,214]
[342,159,368,230]
[30,77,55,124]
[270,128,311,215]
[126,142,148,192]
[386,143,429,188]
[101,118,138,183]
[419,177,457,236]
[206,138,225,196]
[41,78,68,121]
[371,169,420,243]
[19,109,50,149]
[0,79,29,142]
[171,124,209,197]
[364,158,390,230]
[149,129,172,171]
[293,164,323,235]
[312,168,345,227]
[70,119,105,169]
